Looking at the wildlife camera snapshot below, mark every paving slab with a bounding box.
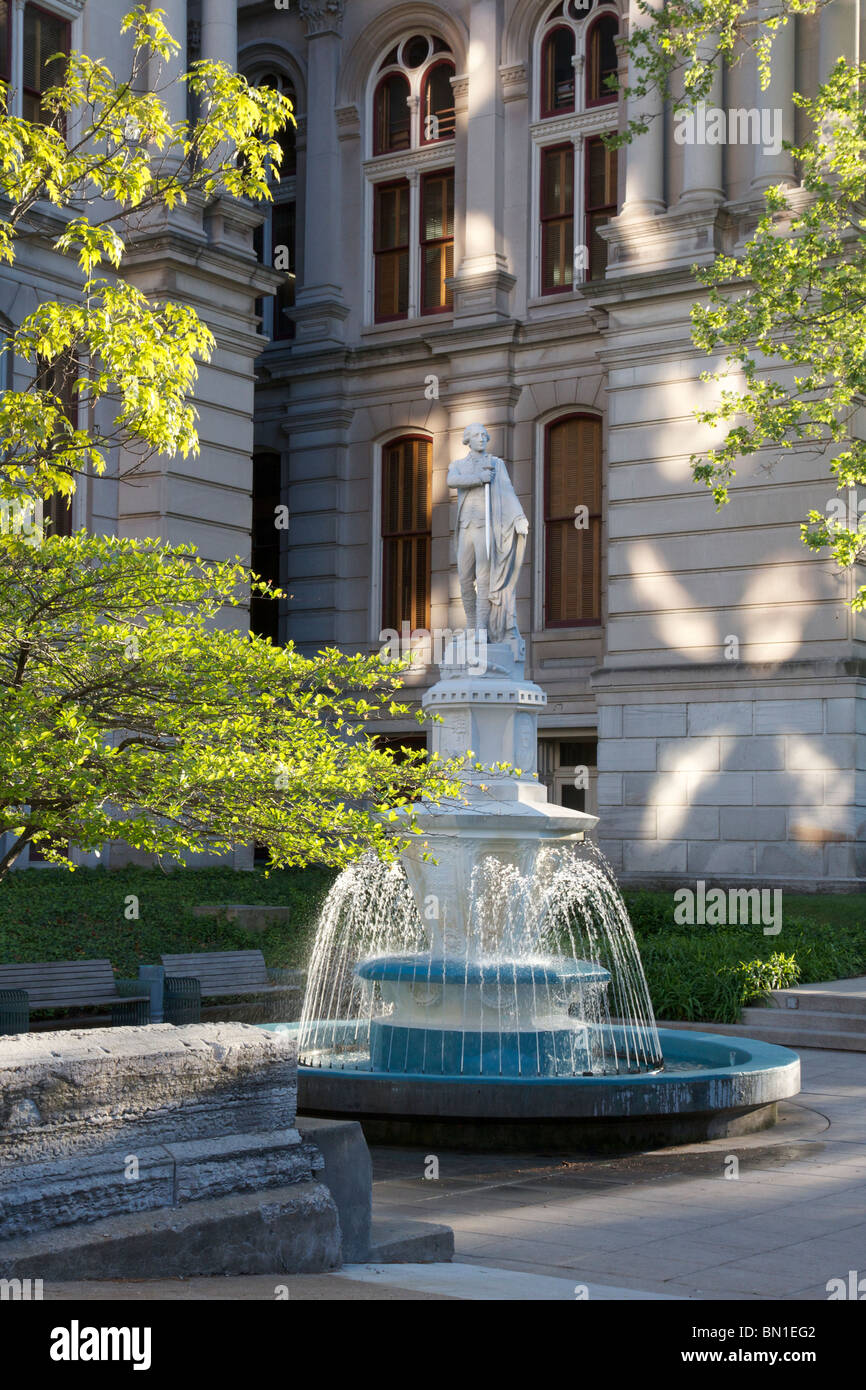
[367,1046,866,1301]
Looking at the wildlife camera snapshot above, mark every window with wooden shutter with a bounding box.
[584,136,617,279]
[374,72,411,154]
[23,4,69,125]
[586,13,619,106]
[374,180,410,321]
[544,414,602,626]
[420,170,454,314]
[37,351,77,536]
[381,436,431,632]
[541,26,575,117]
[421,60,455,142]
[540,144,574,294]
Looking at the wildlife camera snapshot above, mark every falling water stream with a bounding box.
[299,842,663,1078]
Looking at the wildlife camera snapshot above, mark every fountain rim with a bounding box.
[354,954,612,986]
[268,1023,800,1091]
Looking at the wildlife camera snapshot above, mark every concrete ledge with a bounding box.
[296,1117,371,1262]
[368,1220,455,1264]
[0,1024,298,1164]
[0,1182,341,1280]
[192,905,292,934]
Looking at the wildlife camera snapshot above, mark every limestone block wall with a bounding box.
[0,1023,341,1277]
[595,680,866,888]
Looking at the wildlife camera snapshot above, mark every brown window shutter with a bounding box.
[382,437,432,631]
[545,415,602,625]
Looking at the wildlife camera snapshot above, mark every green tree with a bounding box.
[0,8,461,877]
[621,1,866,604]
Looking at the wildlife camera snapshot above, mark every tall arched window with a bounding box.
[381,436,432,632]
[541,26,575,116]
[420,59,456,143]
[374,72,411,154]
[586,13,619,105]
[544,414,602,626]
[369,35,455,323]
[249,71,297,342]
[535,2,620,289]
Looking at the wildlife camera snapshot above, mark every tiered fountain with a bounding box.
[268,426,800,1151]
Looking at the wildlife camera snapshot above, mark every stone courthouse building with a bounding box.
[1,0,864,887]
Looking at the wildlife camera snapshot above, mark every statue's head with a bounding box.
[463,423,490,453]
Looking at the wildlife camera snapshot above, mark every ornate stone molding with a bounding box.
[299,0,344,37]
[450,74,469,114]
[499,63,528,104]
[335,105,360,141]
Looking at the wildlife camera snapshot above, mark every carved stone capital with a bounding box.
[299,0,344,37]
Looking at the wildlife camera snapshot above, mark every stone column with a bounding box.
[151,0,188,124]
[619,0,665,218]
[200,0,237,68]
[293,0,348,347]
[677,40,724,207]
[819,0,856,80]
[9,0,25,118]
[751,3,796,192]
[451,0,515,320]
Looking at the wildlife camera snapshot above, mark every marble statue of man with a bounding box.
[446,424,528,641]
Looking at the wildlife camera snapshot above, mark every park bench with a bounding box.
[160,950,303,1024]
[0,959,150,1035]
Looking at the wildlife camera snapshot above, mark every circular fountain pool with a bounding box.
[263,1022,799,1152]
[264,847,801,1153]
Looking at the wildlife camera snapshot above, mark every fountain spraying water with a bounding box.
[271,425,800,1151]
[299,844,662,1078]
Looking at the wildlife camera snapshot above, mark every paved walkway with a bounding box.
[369,1046,866,1300]
[38,1046,866,1301]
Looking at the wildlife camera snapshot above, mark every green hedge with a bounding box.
[623,891,866,1023]
[0,866,336,976]
[0,870,862,1026]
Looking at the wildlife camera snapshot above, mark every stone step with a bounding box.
[368,1220,455,1264]
[659,1017,866,1053]
[0,1181,341,1281]
[0,1130,321,1242]
[766,988,866,1017]
[742,1006,866,1037]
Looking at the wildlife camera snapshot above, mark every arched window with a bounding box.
[544,414,602,626]
[586,14,619,105]
[534,2,620,290]
[420,59,456,143]
[248,71,297,342]
[374,72,410,154]
[371,33,455,154]
[256,72,296,176]
[369,34,456,323]
[381,436,432,632]
[541,26,575,117]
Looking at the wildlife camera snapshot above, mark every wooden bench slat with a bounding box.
[160,949,286,999]
[0,960,147,1010]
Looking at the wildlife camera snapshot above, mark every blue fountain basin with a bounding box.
[263,1022,800,1120]
[369,1018,596,1077]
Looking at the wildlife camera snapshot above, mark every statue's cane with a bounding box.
[484,473,491,560]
